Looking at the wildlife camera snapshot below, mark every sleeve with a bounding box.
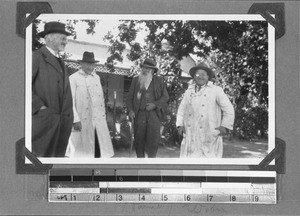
[32,52,45,114]
[153,77,169,110]
[216,87,235,130]
[176,90,188,127]
[69,74,80,123]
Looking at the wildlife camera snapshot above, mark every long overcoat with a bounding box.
[32,46,73,157]
[176,81,234,158]
[66,70,114,158]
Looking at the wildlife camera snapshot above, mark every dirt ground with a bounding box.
[113,138,268,158]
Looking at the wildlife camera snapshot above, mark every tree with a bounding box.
[103,20,268,139]
[32,18,269,140]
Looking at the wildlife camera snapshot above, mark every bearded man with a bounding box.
[126,58,169,158]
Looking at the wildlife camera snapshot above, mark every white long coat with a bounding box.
[66,69,114,158]
[176,81,234,158]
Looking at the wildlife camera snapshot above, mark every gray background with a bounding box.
[0,0,299,215]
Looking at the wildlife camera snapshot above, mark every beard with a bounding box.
[138,72,153,90]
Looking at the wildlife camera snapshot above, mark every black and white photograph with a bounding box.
[25,14,275,165]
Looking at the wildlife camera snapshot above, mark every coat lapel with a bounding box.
[40,46,70,93]
[40,46,63,74]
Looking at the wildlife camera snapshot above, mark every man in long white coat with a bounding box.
[176,62,234,158]
[66,52,114,158]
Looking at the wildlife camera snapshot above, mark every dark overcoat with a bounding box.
[32,46,73,157]
[126,75,169,122]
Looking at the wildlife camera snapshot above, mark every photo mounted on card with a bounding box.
[25,14,275,165]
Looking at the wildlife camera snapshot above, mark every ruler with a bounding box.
[48,169,276,204]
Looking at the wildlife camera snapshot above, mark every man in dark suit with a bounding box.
[126,58,169,158]
[32,21,73,157]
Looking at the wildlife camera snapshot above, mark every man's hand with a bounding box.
[40,105,47,110]
[177,126,185,136]
[215,126,228,136]
[146,103,156,111]
[73,122,82,131]
[128,110,135,120]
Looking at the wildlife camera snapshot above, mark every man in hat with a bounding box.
[126,58,169,158]
[32,21,73,157]
[176,62,235,158]
[66,52,114,158]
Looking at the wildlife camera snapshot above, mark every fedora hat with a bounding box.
[140,58,158,73]
[189,62,215,80]
[78,51,99,63]
[37,21,72,38]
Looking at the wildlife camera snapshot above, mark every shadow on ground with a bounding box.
[113,138,268,159]
[223,139,268,158]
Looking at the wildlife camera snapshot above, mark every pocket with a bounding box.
[36,107,53,118]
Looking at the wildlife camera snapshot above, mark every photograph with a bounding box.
[25,14,275,165]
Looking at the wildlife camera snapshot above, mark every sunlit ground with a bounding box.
[113,138,268,159]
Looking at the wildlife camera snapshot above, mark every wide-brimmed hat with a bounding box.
[37,21,72,38]
[140,58,158,73]
[78,52,99,63]
[189,62,215,80]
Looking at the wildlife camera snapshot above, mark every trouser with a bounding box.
[134,110,161,158]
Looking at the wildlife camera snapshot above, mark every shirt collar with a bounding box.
[45,46,60,58]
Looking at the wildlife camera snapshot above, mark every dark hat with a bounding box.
[37,21,72,38]
[78,51,99,63]
[189,62,215,80]
[140,58,158,73]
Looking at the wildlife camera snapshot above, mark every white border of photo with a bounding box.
[25,14,275,165]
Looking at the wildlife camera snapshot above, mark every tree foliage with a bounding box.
[102,20,269,139]
[32,18,269,140]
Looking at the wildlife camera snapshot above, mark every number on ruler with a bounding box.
[186,195,191,201]
[254,195,259,202]
[163,195,168,201]
[94,195,101,201]
[140,195,146,201]
[57,194,68,200]
[207,195,213,201]
[230,195,236,202]
[117,194,123,201]
[72,194,76,201]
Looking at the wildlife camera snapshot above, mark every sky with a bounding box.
[36,18,148,47]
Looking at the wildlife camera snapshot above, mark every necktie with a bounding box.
[56,57,64,71]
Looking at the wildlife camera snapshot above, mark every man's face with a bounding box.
[193,69,209,86]
[141,66,154,76]
[48,33,68,52]
[81,62,96,74]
